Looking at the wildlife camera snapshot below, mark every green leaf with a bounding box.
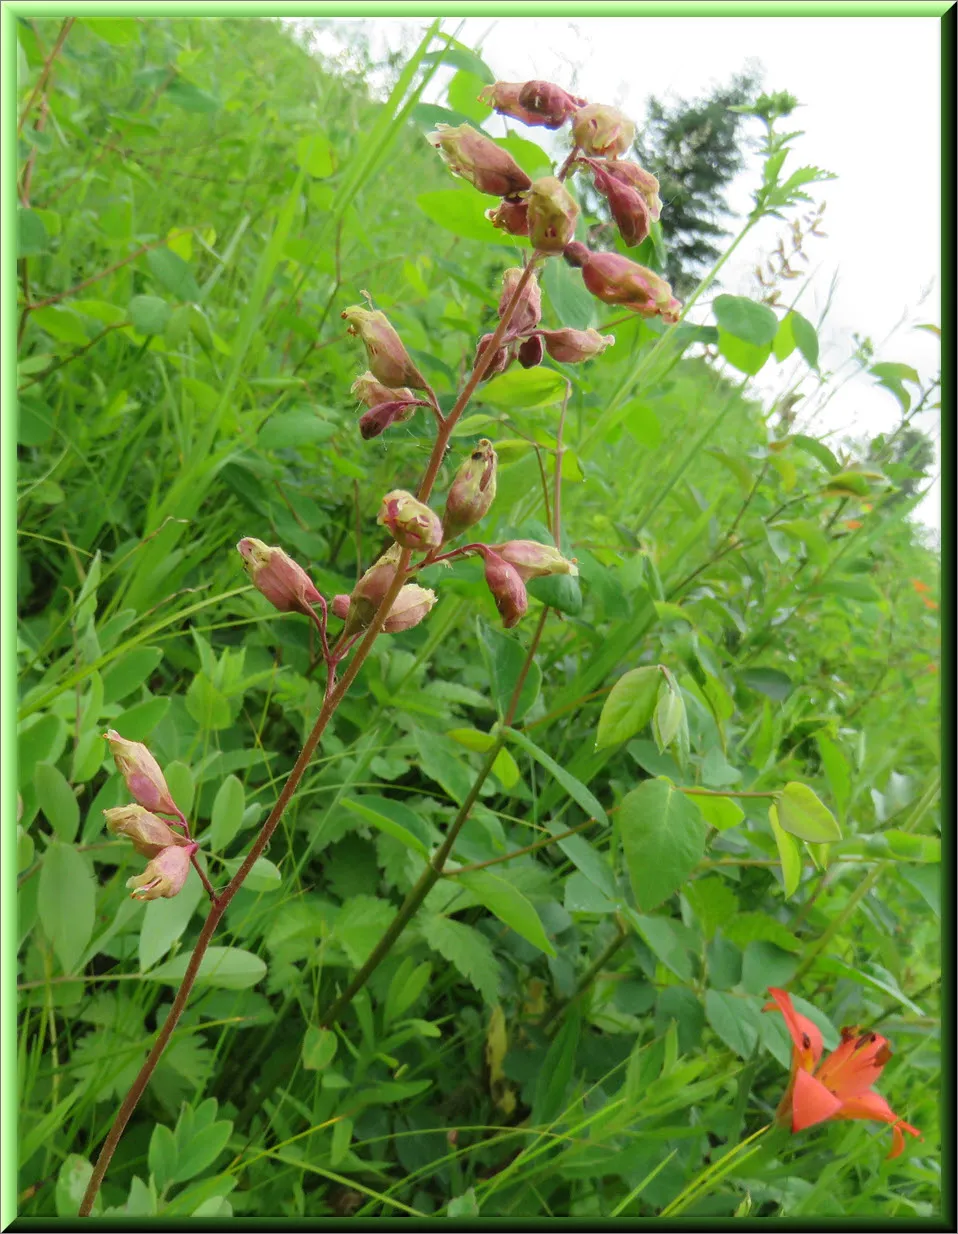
[56,1155,97,1217]
[790,311,819,368]
[542,249,596,330]
[129,295,171,335]
[717,329,772,376]
[258,410,338,449]
[777,782,841,842]
[417,187,520,245]
[691,794,745,831]
[333,895,395,967]
[413,730,473,804]
[34,763,80,843]
[532,1009,580,1125]
[712,295,779,346]
[146,247,201,301]
[772,312,797,362]
[222,857,281,892]
[139,873,204,971]
[166,80,220,113]
[544,819,617,901]
[494,134,552,178]
[85,17,139,44]
[457,870,555,956]
[446,69,491,123]
[18,207,49,256]
[476,620,541,722]
[791,434,841,473]
[421,914,499,1005]
[527,571,582,616]
[595,666,661,749]
[723,912,801,954]
[625,909,693,981]
[480,365,569,409]
[741,941,799,996]
[113,695,170,741]
[705,989,762,1058]
[31,307,89,347]
[102,647,164,704]
[302,1026,338,1070]
[768,804,801,898]
[737,667,793,701]
[448,1190,480,1217]
[38,843,95,973]
[617,779,706,912]
[295,132,335,178]
[342,797,429,856]
[146,946,266,990]
[209,775,246,851]
[505,727,607,827]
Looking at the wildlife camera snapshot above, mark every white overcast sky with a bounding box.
[297,15,942,536]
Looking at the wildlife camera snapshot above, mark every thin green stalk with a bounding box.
[538,921,627,1034]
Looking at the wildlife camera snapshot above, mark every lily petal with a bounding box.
[816,1031,892,1100]
[765,988,825,1071]
[792,1068,843,1131]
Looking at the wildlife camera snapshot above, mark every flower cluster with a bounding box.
[103,731,197,901]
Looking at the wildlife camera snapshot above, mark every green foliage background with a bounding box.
[15,15,941,1221]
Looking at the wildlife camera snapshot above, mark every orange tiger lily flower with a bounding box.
[764,988,920,1158]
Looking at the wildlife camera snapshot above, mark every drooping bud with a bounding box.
[127,842,197,901]
[589,160,651,247]
[473,333,513,382]
[331,594,351,620]
[571,104,635,158]
[517,335,544,368]
[539,326,615,363]
[478,80,586,129]
[104,730,179,816]
[498,267,542,338]
[489,540,579,582]
[341,307,428,390]
[525,177,579,254]
[591,159,662,221]
[562,245,681,322]
[359,399,428,440]
[483,550,528,628]
[350,371,418,409]
[105,805,186,859]
[377,490,444,552]
[486,197,530,237]
[343,545,402,636]
[428,124,532,197]
[237,538,322,614]
[382,585,438,633]
[443,439,499,539]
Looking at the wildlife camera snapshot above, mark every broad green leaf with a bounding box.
[139,872,204,971]
[129,295,171,335]
[505,727,607,826]
[56,1155,97,1217]
[777,782,841,842]
[723,912,801,953]
[544,819,616,900]
[446,69,490,123]
[113,695,170,741]
[595,666,661,749]
[333,896,395,967]
[712,295,779,346]
[737,667,793,700]
[421,914,500,1005]
[146,946,267,989]
[480,366,569,409]
[617,779,706,911]
[296,132,335,178]
[166,80,220,113]
[209,775,246,851]
[258,410,338,448]
[221,856,281,892]
[34,763,80,843]
[31,307,89,347]
[18,207,49,256]
[38,843,95,973]
[476,620,541,721]
[769,804,801,897]
[302,1026,338,1070]
[102,647,164,704]
[417,187,520,245]
[741,940,799,996]
[705,989,762,1058]
[625,909,693,981]
[146,247,201,301]
[413,730,473,804]
[342,797,429,856]
[691,794,745,831]
[457,870,555,956]
[790,311,819,368]
[531,1009,580,1125]
[542,252,596,330]
[717,329,772,376]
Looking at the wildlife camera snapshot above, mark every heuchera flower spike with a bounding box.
[478,80,586,129]
[341,307,429,390]
[488,540,578,582]
[764,987,921,1159]
[563,242,681,323]
[127,843,197,901]
[104,805,186,859]
[525,177,579,254]
[428,124,532,197]
[538,327,615,364]
[443,439,498,539]
[482,550,528,628]
[377,490,444,551]
[571,103,636,158]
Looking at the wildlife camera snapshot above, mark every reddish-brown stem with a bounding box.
[80,240,546,1219]
[17,17,75,136]
[190,854,217,903]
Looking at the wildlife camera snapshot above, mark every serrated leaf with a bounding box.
[421,914,499,1005]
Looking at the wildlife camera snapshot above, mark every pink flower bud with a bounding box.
[483,550,528,628]
[489,540,579,582]
[525,177,579,254]
[359,399,428,440]
[105,804,186,859]
[539,326,615,363]
[591,159,662,221]
[479,80,586,129]
[428,124,532,197]
[572,104,635,158]
[104,730,179,816]
[341,307,428,390]
[486,197,530,237]
[237,538,322,614]
[562,245,681,322]
[343,546,402,636]
[589,161,651,247]
[498,267,542,338]
[382,585,437,633]
[331,594,351,620]
[443,439,498,539]
[377,490,444,551]
[350,371,417,409]
[473,332,514,382]
[127,842,197,901]
[518,334,545,368]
